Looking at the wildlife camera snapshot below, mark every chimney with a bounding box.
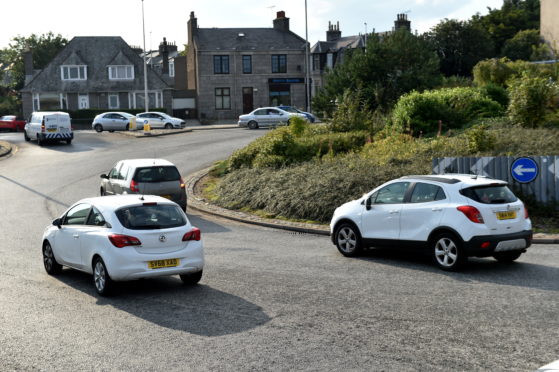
[23,49,34,85]
[160,37,169,74]
[326,21,342,41]
[394,13,411,32]
[273,11,290,32]
[188,11,198,44]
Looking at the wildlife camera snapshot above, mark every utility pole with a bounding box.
[142,0,149,111]
[305,0,311,113]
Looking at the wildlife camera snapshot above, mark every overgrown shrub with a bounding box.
[391,87,503,135]
[473,58,559,87]
[507,75,559,128]
[329,90,378,133]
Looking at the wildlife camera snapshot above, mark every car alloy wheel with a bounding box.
[433,233,465,271]
[335,223,362,257]
[93,258,113,296]
[43,242,62,275]
[248,121,258,130]
[94,124,103,133]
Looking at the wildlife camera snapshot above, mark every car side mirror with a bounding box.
[52,218,62,228]
[100,174,108,179]
[366,198,372,211]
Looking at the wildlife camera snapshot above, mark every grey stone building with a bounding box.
[310,14,411,96]
[20,36,173,119]
[186,10,309,121]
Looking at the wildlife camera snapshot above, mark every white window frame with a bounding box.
[78,94,89,109]
[61,65,87,81]
[108,94,119,109]
[108,65,134,80]
[32,93,40,111]
[169,61,175,77]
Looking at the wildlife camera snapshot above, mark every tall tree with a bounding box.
[501,29,550,61]
[1,32,68,89]
[313,28,441,114]
[426,19,494,76]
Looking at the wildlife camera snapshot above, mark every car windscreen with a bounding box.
[116,204,186,230]
[133,166,180,182]
[460,185,518,204]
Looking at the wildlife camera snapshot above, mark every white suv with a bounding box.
[330,174,533,270]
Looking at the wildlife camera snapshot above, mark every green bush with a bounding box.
[329,90,378,133]
[473,58,559,87]
[507,75,559,128]
[391,87,503,135]
[478,84,509,108]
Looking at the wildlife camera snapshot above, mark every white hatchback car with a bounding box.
[42,195,204,295]
[330,174,533,271]
[136,112,185,129]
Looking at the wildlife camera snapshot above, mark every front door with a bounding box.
[242,87,253,114]
[78,94,89,109]
[361,182,410,240]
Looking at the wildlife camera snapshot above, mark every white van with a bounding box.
[24,112,73,145]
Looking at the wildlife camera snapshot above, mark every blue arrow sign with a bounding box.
[511,157,538,183]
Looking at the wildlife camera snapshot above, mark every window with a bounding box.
[269,84,290,106]
[326,53,334,69]
[271,55,287,73]
[213,55,230,74]
[63,204,91,225]
[108,65,134,80]
[312,54,320,71]
[373,182,410,204]
[61,65,87,80]
[410,183,446,203]
[109,162,124,180]
[86,207,106,227]
[115,204,186,230]
[242,55,252,74]
[215,88,231,110]
[169,61,175,77]
[133,166,180,182]
[460,185,517,204]
[108,94,119,109]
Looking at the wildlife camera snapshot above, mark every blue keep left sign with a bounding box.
[511,157,538,183]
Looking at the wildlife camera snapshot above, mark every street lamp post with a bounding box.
[141,0,149,111]
[304,0,311,113]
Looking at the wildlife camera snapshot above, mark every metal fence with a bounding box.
[432,156,559,204]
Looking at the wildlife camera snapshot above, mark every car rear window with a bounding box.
[133,166,180,182]
[460,185,518,204]
[116,204,186,230]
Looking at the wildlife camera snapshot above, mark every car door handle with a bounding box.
[432,207,443,211]
[73,234,79,239]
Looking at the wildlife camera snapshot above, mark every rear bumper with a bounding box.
[38,132,74,140]
[463,230,533,257]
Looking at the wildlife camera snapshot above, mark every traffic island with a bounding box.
[0,140,13,158]
[185,167,559,243]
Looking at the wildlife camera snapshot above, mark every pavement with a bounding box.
[185,167,559,244]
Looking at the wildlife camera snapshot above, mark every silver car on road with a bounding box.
[238,107,306,129]
[92,112,135,133]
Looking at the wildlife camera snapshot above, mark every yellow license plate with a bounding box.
[496,211,516,220]
[148,258,179,269]
[47,128,57,132]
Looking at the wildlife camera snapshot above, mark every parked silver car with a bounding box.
[100,159,187,211]
[136,112,185,129]
[238,107,306,129]
[92,112,134,133]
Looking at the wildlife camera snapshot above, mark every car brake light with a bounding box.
[41,118,45,132]
[457,205,484,223]
[524,206,529,219]
[109,234,141,248]
[182,227,201,241]
[130,179,139,192]
[180,176,185,189]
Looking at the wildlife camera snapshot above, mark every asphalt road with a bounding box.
[0,129,558,371]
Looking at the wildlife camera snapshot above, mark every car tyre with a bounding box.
[248,121,258,129]
[180,270,203,285]
[24,130,30,141]
[94,124,103,133]
[432,233,466,271]
[334,223,362,257]
[66,139,72,145]
[43,241,62,275]
[108,130,115,133]
[493,251,522,263]
[37,135,43,146]
[125,124,129,131]
[165,123,173,129]
[93,257,114,296]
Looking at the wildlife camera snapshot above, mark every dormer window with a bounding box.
[61,65,87,80]
[108,65,134,80]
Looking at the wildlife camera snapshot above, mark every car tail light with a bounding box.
[109,234,141,248]
[41,118,45,132]
[480,242,491,249]
[457,206,484,223]
[182,227,201,241]
[130,179,139,192]
[180,177,185,189]
[524,206,529,219]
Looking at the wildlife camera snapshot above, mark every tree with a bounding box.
[313,28,441,115]
[426,19,494,76]
[1,32,68,89]
[472,0,540,56]
[501,29,551,61]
